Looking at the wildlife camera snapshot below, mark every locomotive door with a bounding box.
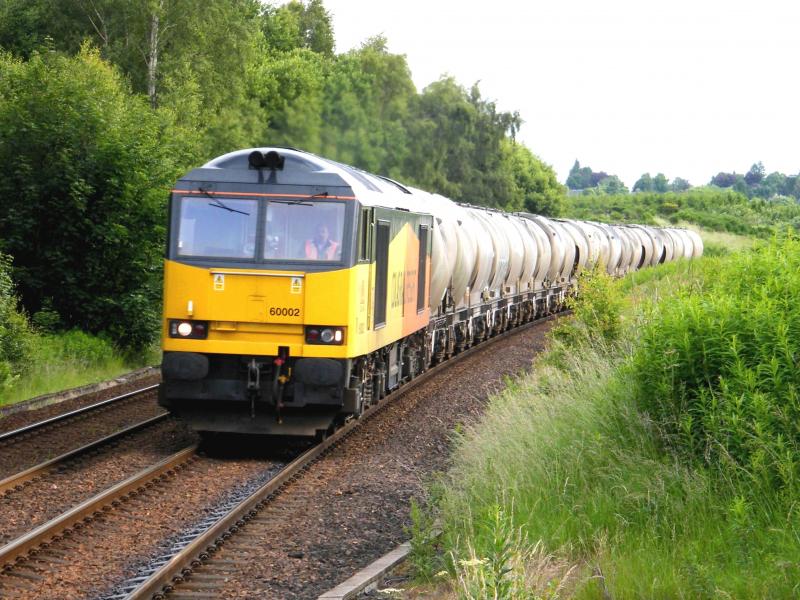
[373,220,391,328]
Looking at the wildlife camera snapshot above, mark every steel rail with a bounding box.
[0,384,160,444]
[124,314,560,600]
[0,413,169,495]
[0,446,198,571]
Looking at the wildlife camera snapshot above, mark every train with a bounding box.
[158,147,703,438]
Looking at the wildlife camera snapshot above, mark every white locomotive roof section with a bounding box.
[204,147,432,212]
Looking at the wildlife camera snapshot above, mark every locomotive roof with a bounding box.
[177,147,439,213]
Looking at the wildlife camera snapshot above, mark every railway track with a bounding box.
[0,439,289,599]
[0,384,165,480]
[0,414,169,497]
[0,384,160,445]
[0,446,198,572]
[121,316,559,600]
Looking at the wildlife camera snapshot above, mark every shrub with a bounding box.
[0,253,32,389]
[630,237,800,498]
[0,47,194,349]
[550,264,624,348]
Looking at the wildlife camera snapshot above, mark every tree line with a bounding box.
[0,0,564,350]
[568,159,800,200]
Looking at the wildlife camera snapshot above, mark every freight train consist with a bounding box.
[159,148,703,437]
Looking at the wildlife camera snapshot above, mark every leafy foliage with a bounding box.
[0,253,32,389]
[551,265,623,349]
[562,187,800,237]
[565,159,608,190]
[631,238,800,499]
[0,48,190,349]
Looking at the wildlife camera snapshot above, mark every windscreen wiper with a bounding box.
[196,187,250,215]
[270,199,312,206]
[209,200,250,215]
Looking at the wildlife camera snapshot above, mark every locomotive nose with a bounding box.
[208,270,305,325]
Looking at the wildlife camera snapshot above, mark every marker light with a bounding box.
[169,320,209,339]
[305,326,345,345]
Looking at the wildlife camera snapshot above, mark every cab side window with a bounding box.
[358,208,372,262]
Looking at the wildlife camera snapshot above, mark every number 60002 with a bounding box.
[269,307,300,317]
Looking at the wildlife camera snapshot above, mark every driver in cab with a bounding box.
[304,224,340,260]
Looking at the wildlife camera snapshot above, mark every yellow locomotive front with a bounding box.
[160,149,432,437]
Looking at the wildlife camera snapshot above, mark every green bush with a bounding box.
[32,330,117,369]
[550,265,624,348]
[1,329,135,405]
[631,237,800,498]
[0,253,32,389]
[0,47,194,350]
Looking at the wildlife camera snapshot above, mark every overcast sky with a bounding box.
[323,0,800,187]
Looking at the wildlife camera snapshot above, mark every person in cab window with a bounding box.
[305,223,340,260]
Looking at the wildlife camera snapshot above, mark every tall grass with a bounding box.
[415,247,800,598]
[0,251,155,407]
[0,331,157,406]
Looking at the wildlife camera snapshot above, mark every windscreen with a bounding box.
[177,197,258,259]
[264,201,346,261]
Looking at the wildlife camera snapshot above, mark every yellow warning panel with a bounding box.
[213,274,225,291]
[290,276,302,294]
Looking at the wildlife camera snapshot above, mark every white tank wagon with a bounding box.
[557,220,591,275]
[520,217,551,291]
[686,229,704,258]
[422,210,702,361]
[594,223,623,275]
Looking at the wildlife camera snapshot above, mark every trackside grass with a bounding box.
[410,240,800,599]
[0,331,158,407]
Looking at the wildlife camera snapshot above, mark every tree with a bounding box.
[403,76,521,207]
[782,175,800,199]
[0,49,192,348]
[505,141,564,215]
[752,171,785,199]
[633,173,653,192]
[711,172,737,188]
[653,173,669,193]
[0,0,265,154]
[733,175,749,196]
[320,36,415,175]
[744,161,766,186]
[567,159,600,190]
[255,47,327,153]
[671,177,691,192]
[276,0,335,55]
[0,253,32,388]
[596,175,628,195]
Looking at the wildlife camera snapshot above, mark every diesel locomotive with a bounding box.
[158,148,702,437]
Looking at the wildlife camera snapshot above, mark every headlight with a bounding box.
[305,326,345,345]
[169,320,209,339]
